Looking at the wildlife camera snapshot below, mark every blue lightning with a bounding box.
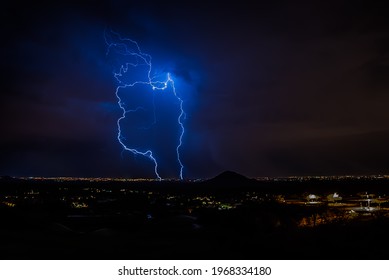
[105,30,185,180]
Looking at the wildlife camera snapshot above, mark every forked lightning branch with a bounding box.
[105,30,185,180]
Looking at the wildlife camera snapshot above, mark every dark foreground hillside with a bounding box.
[1,174,389,259]
[1,203,389,259]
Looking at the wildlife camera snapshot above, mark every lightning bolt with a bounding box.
[105,30,185,180]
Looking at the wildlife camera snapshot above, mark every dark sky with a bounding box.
[1,0,389,179]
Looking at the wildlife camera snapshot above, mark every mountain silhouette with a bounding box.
[204,170,256,190]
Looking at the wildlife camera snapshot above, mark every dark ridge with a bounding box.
[209,170,251,183]
[200,170,257,193]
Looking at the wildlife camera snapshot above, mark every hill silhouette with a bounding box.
[200,170,257,193]
[208,170,252,183]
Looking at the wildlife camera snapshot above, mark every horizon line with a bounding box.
[2,173,389,181]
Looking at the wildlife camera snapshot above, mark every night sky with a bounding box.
[1,0,389,179]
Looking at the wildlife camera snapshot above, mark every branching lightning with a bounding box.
[105,30,185,180]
